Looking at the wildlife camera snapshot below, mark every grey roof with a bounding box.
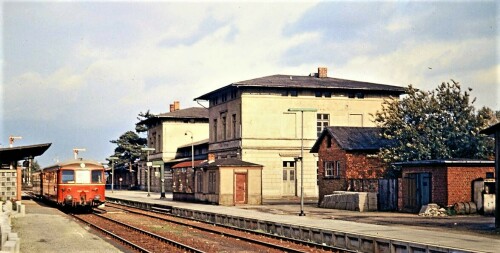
[138,107,208,126]
[393,159,494,167]
[43,159,104,169]
[195,74,405,100]
[310,127,392,152]
[197,158,262,168]
[177,138,209,149]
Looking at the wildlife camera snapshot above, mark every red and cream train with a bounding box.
[32,159,106,208]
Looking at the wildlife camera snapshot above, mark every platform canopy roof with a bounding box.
[0,143,52,162]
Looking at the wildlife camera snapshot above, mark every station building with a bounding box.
[194,67,405,201]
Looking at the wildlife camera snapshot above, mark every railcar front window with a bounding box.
[62,170,75,183]
[92,170,103,183]
[76,170,91,184]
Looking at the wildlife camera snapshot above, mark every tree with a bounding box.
[373,80,494,177]
[108,131,147,169]
[135,110,154,133]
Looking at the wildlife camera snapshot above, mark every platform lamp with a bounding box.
[108,157,119,193]
[141,147,155,197]
[288,108,317,216]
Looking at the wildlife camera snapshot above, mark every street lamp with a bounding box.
[141,147,155,197]
[107,157,119,193]
[288,108,317,216]
[185,131,194,169]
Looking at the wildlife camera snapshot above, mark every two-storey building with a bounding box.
[137,101,209,192]
[194,67,405,200]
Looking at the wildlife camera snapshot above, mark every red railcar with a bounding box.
[32,159,106,208]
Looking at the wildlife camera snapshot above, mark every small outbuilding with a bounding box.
[171,160,205,202]
[396,159,495,212]
[193,157,262,206]
[310,127,392,204]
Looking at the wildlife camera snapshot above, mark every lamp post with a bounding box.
[141,147,155,197]
[185,131,194,169]
[288,108,317,216]
[108,157,118,193]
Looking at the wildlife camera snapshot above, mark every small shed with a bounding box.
[480,122,500,229]
[194,158,262,206]
[396,159,495,212]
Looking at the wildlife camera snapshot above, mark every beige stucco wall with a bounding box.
[148,121,208,162]
[218,167,262,205]
[208,89,395,199]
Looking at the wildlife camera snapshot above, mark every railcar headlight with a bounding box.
[93,195,101,201]
[65,195,73,201]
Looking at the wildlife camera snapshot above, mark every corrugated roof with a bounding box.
[197,158,262,168]
[195,74,405,100]
[172,160,205,169]
[311,127,392,152]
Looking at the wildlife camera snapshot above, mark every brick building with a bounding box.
[396,159,495,212]
[310,127,392,204]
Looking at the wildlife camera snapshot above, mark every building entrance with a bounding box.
[282,161,296,196]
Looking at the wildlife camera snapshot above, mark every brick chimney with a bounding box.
[318,67,328,78]
[169,101,181,112]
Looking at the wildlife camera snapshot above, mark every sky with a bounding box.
[1,1,498,166]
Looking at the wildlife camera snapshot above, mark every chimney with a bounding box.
[318,67,328,78]
[208,153,215,163]
[169,101,181,112]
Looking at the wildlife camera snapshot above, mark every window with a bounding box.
[290,90,298,97]
[324,92,332,98]
[356,93,364,99]
[325,161,341,177]
[317,113,330,137]
[213,119,218,142]
[92,170,103,183]
[315,91,322,97]
[327,136,332,148]
[232,114,237,139]
[222,115,227,140]
[62,170,75,183]
[196,171,203,192]
[208,171,217,193]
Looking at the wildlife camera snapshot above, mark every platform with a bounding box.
[106,190,500,253]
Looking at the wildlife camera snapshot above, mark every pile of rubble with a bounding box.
[418,203,448,217]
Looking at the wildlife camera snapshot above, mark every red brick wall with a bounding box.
[400,165,494,209]
[447,166,493,205]
[317,135,386,203]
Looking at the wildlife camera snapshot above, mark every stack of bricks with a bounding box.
[0,200,23,253]
[320,191,377,212]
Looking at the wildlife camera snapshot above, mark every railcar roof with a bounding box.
[43,159,104,169]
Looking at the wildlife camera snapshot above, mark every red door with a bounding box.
[235,173,247,204]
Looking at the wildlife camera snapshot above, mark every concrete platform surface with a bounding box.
[107,190,500,253]
[12,200,126,253]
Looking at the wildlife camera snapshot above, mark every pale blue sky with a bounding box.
[1,1,498,166]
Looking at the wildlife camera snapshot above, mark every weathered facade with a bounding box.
[397,160,495,212]
[137,102,209,192]
[310,127,390,204]
[195,68,404,200]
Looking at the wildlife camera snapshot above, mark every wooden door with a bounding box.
[235,173,247,204]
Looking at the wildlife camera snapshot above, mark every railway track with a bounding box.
[72,212,205,253]
[104,202,350,253]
